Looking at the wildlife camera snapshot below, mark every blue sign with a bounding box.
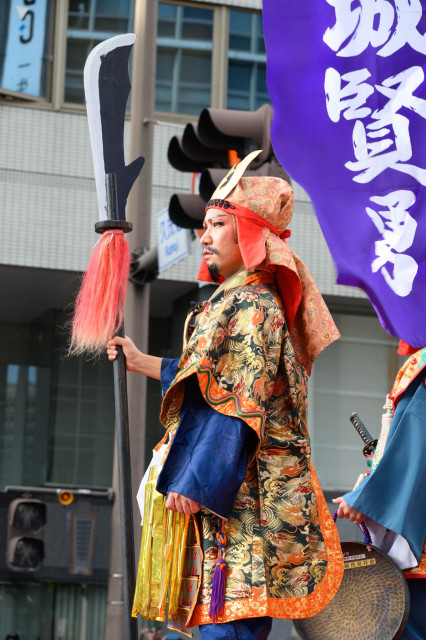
[157,208,191,272]
[1,0,50,97]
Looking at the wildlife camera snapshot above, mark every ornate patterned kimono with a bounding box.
[133,268,343,630]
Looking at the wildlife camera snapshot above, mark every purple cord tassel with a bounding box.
[332,510,372,545]
[209,519,227,623]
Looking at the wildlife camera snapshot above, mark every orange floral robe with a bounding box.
[158,269,343,627]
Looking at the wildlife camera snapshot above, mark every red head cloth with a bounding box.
[198,176,339,374]
[397,340,421,356]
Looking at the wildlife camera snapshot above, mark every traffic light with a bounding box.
[6,498,46,572]
[168,194,206,230]
[167,104,290,230]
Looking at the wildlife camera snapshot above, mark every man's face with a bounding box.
[201,210,244,280]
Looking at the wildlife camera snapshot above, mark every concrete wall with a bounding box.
[0,103,364,302]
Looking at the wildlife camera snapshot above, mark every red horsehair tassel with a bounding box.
[70,229,130,356]
[209,519,227,623]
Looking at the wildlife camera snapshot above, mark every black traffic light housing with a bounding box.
[168,122,231,173]
[167,104,290,229]
[6,498,46,572]
[168,194,206,230]
[199,162,291,203]
[197,104,273,162]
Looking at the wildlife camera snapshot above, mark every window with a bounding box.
[0,315,115,490]
[156,4,213,114]
[65,0,133,104]
[156,3,271,115]
[65,0,134,103]
[0,582,106,639]
[0,361,50,487]
[0,2,270,114]
[48,335,115,487]
[227,10,271,111]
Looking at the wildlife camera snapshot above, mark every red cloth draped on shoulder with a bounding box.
[397,340,420,356]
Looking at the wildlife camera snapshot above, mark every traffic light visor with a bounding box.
[198,105,273,162]
[168,194,205,230]
[8,537,44,570]
[12,501,46,532]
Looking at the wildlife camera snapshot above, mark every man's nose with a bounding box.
[200,228,211,244]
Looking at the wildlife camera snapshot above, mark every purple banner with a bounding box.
[263,0,426,347]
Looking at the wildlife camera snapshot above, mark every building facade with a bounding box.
[0,1,402,638]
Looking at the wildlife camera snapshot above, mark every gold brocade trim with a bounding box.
[189,462,344,626]
[132,467,202,624]
[209,269,257,302]
[169,514,188,616]
[161,358,265,457]
[132,466,165,620]
[389,348,426,408]
[405,538,426,578]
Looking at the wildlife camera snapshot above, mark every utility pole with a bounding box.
[105,1,158,638]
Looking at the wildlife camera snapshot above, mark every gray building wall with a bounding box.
[0,103,365,303]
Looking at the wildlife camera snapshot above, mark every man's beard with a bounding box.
[207,262,220,282]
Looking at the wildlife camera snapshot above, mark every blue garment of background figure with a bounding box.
[344,372,426,565]
[344,371,426,640]
[199,617,272,640]
[402,580,426,640]
[157,358,253,519]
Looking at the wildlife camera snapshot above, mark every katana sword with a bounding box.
[350,412,378,457]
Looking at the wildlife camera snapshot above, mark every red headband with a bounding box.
[205,199,291,241]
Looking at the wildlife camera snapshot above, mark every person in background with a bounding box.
[334,341,426,640]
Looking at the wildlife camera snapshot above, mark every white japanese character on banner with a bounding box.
[374,65,426,120]
[345,66,426,184]
[325,68,374,121]
[324,0,426,57]
[366,190,418,296]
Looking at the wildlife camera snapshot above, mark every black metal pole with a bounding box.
[99,173,137,640]
[113,324,138,640]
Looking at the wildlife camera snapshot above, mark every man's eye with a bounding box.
[213,222,223,227]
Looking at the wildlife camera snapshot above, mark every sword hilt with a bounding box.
[350,412,372,445]
[350,412,377,457]
[94,174,133,234]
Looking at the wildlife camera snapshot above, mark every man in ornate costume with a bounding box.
[334,341,426,640]
[108,162,344,639]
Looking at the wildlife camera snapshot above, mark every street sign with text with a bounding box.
[157,208,191,272]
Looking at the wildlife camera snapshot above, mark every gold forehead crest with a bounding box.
[210,149,262,200]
